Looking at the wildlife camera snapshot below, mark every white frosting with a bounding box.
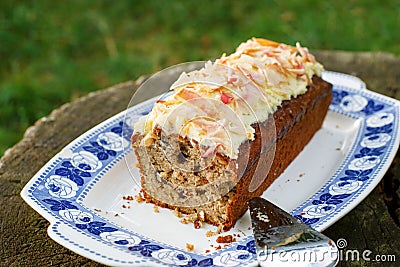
[134,38,324,159]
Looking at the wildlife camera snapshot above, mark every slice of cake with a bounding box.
[132,38,332,230]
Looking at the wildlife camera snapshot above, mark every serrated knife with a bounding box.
[249,197,339,266]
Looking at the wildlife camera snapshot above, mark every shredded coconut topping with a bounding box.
[134,38,324,159]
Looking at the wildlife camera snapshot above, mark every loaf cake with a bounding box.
[131,38,332,230]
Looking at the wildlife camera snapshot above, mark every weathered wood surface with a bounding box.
[0,51,399,266]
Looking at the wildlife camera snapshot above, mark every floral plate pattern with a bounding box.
[21,72,399,266]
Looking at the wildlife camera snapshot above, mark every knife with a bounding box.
[249,197,339,266]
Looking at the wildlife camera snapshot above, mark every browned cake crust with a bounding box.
[132,76,332,230]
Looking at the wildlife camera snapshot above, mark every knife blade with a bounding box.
[249,197,339,266]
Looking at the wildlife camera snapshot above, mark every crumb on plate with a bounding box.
[216,235,236,243]
[153,205,160,213]
[135,193,145,203]
[186,243,194,252]
[173,208,182,218]
[205,224,223,237]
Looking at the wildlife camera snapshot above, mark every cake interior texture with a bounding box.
[132,39,332,230]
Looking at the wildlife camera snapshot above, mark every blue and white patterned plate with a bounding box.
[21,72,399,266]
[322,71,366,90]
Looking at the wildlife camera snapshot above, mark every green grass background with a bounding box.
[1,0,399,156]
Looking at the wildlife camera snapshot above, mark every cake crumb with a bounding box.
[186,243,194,252]
[180,213,198,224]
[114,213,119,217]
[94,208,102,212]
[198,211,205,221]
[135,193,145,203]
[173,208,182,218]
[123,195,134,201]
[194,220,203,229]
[299,173,305,177]
[206,224,223,237]
[205,249,211,253]
[336,147,341,151]
[180,211,206,226]
[153,205,160,213]
[122,204,127,209]
[205,231,213,237]
[216,235,236,243]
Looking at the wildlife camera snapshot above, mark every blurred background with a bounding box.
[1,0,399,156]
